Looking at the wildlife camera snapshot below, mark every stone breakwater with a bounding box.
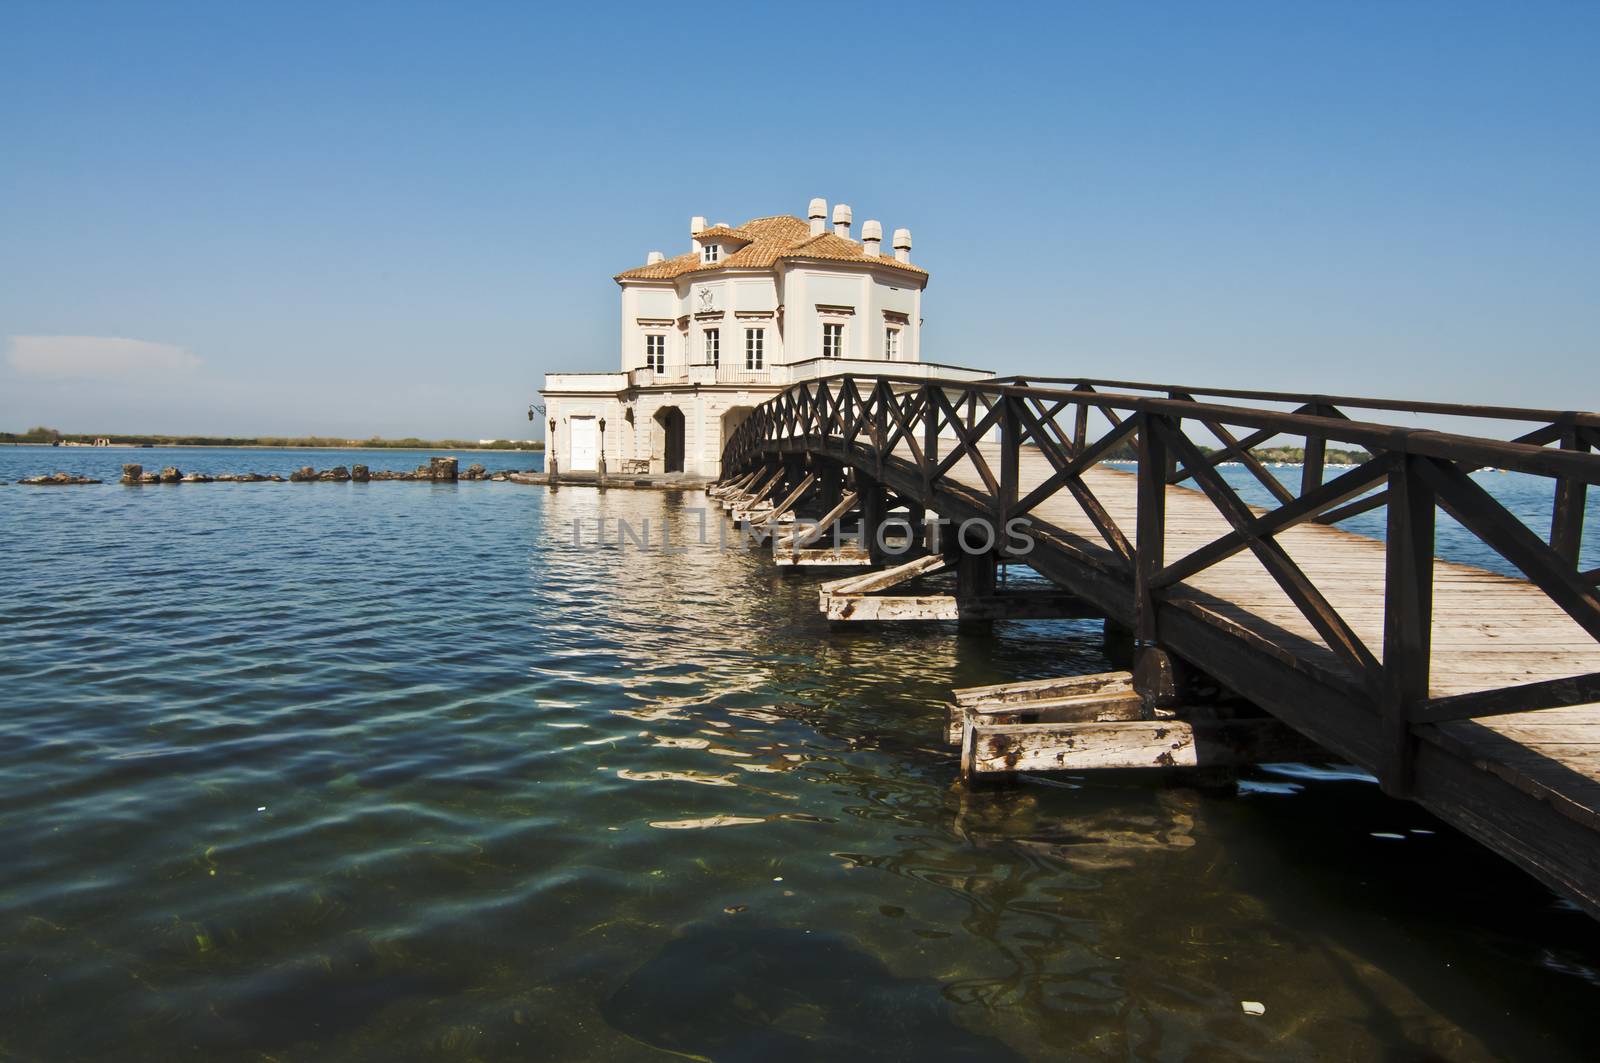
[14,458,524,486]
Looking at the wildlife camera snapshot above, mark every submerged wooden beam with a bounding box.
[960,717,1328,777]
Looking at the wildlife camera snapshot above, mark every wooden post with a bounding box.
[817,460,842,515]
[1132,409,1171,717]
[1000,394,1019,525]
[1134,412,1169,700]
[859,473,887,564]
[1551,424,1589,565]
[874,382,889,479]
[1380,454,1435,796]
[1301,404,1329,496]
[1072,388,1089,455]
[955,546,997,635]
[923,385,939,496]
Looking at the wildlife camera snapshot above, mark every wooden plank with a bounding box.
[952,670,1134,706]
[773,545,873,567]
[775,490,858,550]
[946,687,1144,744]
[753,472,816,528]
[825,591,1094,623]
[817,553,947,601]
[961,718,1328,776]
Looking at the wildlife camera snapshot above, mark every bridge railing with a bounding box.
[720,372,1600,793]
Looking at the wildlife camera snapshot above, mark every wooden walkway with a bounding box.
[717,374,1600,915]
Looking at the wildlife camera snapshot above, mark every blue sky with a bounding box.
[1,1,1595,439]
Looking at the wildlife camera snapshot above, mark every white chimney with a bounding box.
[690,216,706,235]
[833,203,852,239]
[808,197,827,236]
[647,250,664,265]
[893,227,912,263]
[861,220,882,257]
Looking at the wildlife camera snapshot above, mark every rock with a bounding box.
[462,462,488,480]
[139,472,161,484]
[159,467,182,484]
[19,472,100,485]
[319,466,351,482]
[289,466,317,483]
[268,474,286,482]
[181,473,213,483]
[429,456,459,482]
[351,464,370,482]
[121,463,143,484]
[490,473,507,482]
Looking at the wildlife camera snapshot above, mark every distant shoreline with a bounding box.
[2,441,543,453]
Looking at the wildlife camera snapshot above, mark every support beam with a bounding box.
[776,490,859,550]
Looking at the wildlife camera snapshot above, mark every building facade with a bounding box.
[540,197,990,480]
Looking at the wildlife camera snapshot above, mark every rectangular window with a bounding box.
[885,327,900,360]
[822,322,844,358]
[646,334,665,373]
[745,328,764,370]
[702,244,719,264]
[705,329,719,367]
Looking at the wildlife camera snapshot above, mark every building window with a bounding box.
[822,322,844,359]
[646,334,665,373]
[745,328,764,370]
[702,244,719,264]
[885,327,900,360]
[705,329,719,367]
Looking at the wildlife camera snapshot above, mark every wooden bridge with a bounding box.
[712,372,1600,917]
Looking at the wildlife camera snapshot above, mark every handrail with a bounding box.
[717,369,1600,796]
[990,374,1600,428]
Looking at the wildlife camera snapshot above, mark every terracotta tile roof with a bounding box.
[615,214,926,282]
[692,225,749,243]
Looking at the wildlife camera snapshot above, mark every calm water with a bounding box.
[3,447,1600,1061]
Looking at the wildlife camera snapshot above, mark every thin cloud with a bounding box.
[6,335,202,378]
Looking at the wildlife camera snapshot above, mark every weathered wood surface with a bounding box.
[824,590,1095,623]
[951,670,1134,706]
[817,553,947,602]
[773,545,873,567]
[946,681,1142,745]
[961,717,1331,776]
[775,491,859,551]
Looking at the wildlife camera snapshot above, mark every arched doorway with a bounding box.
[720,405,755,453]
[653,406,685,474]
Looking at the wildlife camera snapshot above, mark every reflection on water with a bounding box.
[2,478,1599,1060]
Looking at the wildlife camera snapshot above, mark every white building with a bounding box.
[540,197,990,480]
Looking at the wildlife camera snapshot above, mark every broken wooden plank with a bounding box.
[952,670,1134,707]
[960,717,1328,777]
[817,553,947,605]
[828,595,960,622]
[946,687,1146,745]
[825,591,1094,623]
[773,545,874,567]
